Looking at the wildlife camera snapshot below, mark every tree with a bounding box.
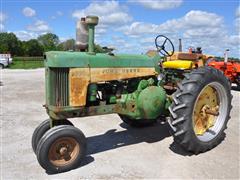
[0,32,22,56]
[25,39,44,56]
[94,44,111,53]
[63,39,75,51]
[17,41,26,56]
[37,33,59,52]
[57,39,75,51]
[57,43,64,51]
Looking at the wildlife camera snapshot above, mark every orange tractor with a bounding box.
[207,50,240,88]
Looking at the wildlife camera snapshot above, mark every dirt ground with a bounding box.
[0,69,239,179]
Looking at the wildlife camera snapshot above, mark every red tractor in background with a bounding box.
[207,50,240,88]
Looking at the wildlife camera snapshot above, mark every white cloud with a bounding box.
[96,27,107,34]
[183,10,223,27]
[0,12,7,22]
[130,0,183,10]
[235,6,240,33]
[114,38,126,44]
[27,20,50,32]
[72,0,132,34]
[57,11,63,16]
[72,11,84,20]
[236,6,240,17]
[226,35,240,46]
[0,12,7,23]
[119,10,224,37]
[51,11,63,19]
[158,10,224,36]
[0,24,4,31]
[0,12,7,31]
[14,30,38,41]
[235,17,240,32]
[22,7,36,17]
[140,37,155,44]
[118,22,159,36]
[183,27,224,38]
[116,10,239,57]
[110,36,127,47]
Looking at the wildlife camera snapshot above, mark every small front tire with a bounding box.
[32,119,73,154]
[36,125,86,173]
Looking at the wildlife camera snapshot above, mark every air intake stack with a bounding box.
[86,16,99,54]
[76,16,99,54]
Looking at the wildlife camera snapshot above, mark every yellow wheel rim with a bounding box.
[193,85,220,136]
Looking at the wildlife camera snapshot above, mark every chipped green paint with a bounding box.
[44,47,167,120]
[45,51,161,73]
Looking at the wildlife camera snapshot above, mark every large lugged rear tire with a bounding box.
[235,74,240,88]
[168,67,232,154]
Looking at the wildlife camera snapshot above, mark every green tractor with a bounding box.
[32,16,232,173]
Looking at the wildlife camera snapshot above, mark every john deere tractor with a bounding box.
[32,16,232,173]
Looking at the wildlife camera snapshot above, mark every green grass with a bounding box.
[13,57,44,61]
[9,60,44,69]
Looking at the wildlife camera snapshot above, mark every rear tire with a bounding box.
[119,115,156,127]
[0,64,4,69]
[205,57,214,66]
[32,119,73,154]
[168,67,232,154]
[36,125,86,173]
[235,74,240,88]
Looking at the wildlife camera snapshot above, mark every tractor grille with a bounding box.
[50,68,69,106]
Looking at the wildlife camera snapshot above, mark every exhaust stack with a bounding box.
[179,38,182,52]
[76,17,88,51]
[224,49,229,63]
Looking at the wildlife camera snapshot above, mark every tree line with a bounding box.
[0,32,105,56]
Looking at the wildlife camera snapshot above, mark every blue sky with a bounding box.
[1,0,239,57]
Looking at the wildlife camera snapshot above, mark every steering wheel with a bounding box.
[155,35,174,57]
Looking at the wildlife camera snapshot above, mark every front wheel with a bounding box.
[36,125,86,173]
[168,67,232,154]
[32,119,73,154]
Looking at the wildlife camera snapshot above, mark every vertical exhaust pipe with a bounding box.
[76,17,88,51]
[179,38,182,52]
[224,49,229,64]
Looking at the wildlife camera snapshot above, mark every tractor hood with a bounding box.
[45,51,160,71]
